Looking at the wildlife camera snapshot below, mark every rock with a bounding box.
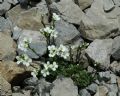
[86,39,113,69]
[6,6,48,31]
[33,79,51,96]
[103,0,115,12]
[105,84,118,93]
[74,0,93,10]
[0,17,12,33]
[6,5,26,23]
[110,74,117,84]
[86,83,98,94]
[0,74,12,96]
[50,0,84,25]
[0,0,2,3]
[36,0,48,14]
[12,93,26,96]
[7,0,18,5]
[107,92,117,96]
[79,0,119,40]
[110,61,120,75]
[0,32,16,60]
[95,80,100,85]
[55,19,82,46]
[17,30,47,59]
[12,91,31,96]
[50,77,78,96]
[113,0,120,6]
[87,66,96,73]
[117,77,120,90]
[118,93,120,96]
[12,26,22,40]
[99,71,111,81]
[94,86,108,96]
[0,61,39,83]
[0,1,11,15]
[24,77,38,86]
[112,36,120,60]
[79,89,91,96]
[15,8,45,31]
[0,17,12,36]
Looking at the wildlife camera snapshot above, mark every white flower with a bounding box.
[31,69,38,78]
[23,37,32,43]
[44,27,52,34]
[57,44,69,59]
[16,54,32,67]
[18,43,28,52]
[86,43,89,46]
[40,27,58,38]
[50,30,58,38]
[50,62,58,71]
[16,56,24,65]
[71,45,78,50]
[41,69,50,77]
[44,61,51,70]
[18,37,32,51]
[61,52,69,59]
[94,63,97,66]
[52,13,60,21]
[48,45,57,57]
[58,44,68,52]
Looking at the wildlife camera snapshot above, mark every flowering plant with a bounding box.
[16,13,94,88]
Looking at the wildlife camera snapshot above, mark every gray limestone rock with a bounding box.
[50,77,78,96]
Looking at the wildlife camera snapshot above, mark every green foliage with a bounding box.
[45,63,95,88]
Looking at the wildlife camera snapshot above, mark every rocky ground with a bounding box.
[0,0,120,96]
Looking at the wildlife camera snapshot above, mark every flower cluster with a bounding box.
[40,26,58,38]
[48,45,57,57]
[16,37,32,67]
[18,37,32,51]
[16,54,32,67]
[16,13,62,78]
[40,13,60,39]
[48,44,69,59]
[57,44,69,59]
[41,61,58,77]
[52,13,60,21]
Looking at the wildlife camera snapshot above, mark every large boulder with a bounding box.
[0,32,16,61]
[15,8,45,31]
[79,0,119,40]
[50,77,78,96]
[17,29,47,59]
[6,5,27,23]
[55,19,82,46]
[6,3,48,31]
[50,0,84,25]
[74,0,93,10]
[0,60,39,83]
[85,39,113,69]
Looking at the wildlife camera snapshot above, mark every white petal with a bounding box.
[17,61,21,64]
